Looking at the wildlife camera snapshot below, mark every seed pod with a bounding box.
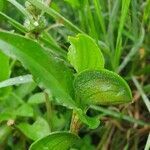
[74,69,132,105]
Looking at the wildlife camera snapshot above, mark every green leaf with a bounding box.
[93,0,106,35]
[65,0,80,8]
[0,0,5,11]
[68,34,105,73]
[0,12,28,33]
[29,131,79,150]
[0,31,76,109]
[7,0,32,20]
[74,69,132,105]
[76,109,100,129]
[65,0,86,8]
[0,126,11,144]
[0,75,33,88]
[0,51,9,82]
[17,117,50,141]
[91,105,150,126]
[15,82,36,99]
[15,104,33,117]
[28,92,49,104]
[113,0,131,69]
[0,51,10,98]
[0,112,16,123]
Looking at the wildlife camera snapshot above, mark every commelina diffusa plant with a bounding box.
[0,0,149,150]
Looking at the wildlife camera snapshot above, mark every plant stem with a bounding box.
[90,105,149,126]
[132,76,150,112]
[70,110,81,135]
[44,92,52,131]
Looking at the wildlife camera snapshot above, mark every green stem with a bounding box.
[90,105,149,126]
[132,76,150,112]
[44,92,52,131]
[70,110,81,135]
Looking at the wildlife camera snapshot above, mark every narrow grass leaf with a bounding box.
[107,0,121,51]
[118,27,145,72]
[86,0,98,39]
[132,76,150,112]
[93,0,106,35]
[7,0,32,20]
[114,0,131,69]
[91,105,150,126]
[0,12,28,33]
[0,75,33,88]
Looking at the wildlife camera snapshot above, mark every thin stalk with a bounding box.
[96,124,113,150]
[90,105,149,126]
[132,76,150,112]
[118,27,145,73]
[44,92,52,131]
[70,110,81,135]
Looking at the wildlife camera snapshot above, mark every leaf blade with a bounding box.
[29,131,79,150]
[0,31,76,108]
[74,69,132,105]
[68,34,105,73]
[0,51,10,97]
[17,117,50,141]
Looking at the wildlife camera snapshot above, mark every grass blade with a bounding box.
[113,0,131,69]
[85,0,98,40]
[132,76,150,112]
[90,105,149,126]
[7,0,32,19]
[118,27,145,73]
[107,0,121,51]
[93,0,106,35]
[0,12,28,33]
[0,75,33,88]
